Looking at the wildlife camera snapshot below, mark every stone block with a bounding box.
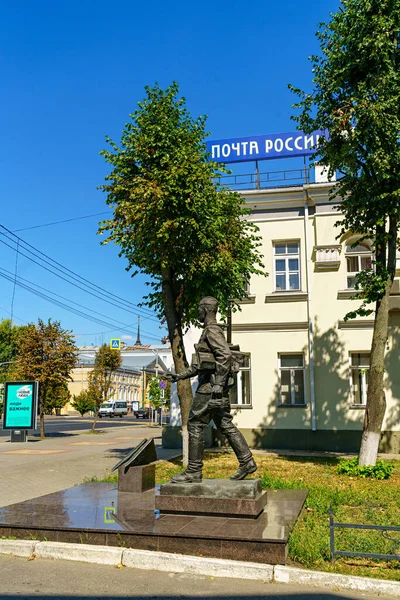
[118,464,155,493]
[156,479,267,517]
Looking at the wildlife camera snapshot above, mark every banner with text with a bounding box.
[206,130,328,164]
[3,381,38,430]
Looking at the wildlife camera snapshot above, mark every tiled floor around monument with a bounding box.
[0,483,307,564]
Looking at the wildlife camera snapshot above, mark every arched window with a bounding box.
[345,241,372,289]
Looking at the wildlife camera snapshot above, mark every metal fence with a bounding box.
[216,167,312,190]
[329,506,400,562]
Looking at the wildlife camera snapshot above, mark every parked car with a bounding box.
[134,408,150,419]
[98,400,128,418]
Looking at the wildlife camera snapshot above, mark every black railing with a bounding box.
[329,506,400,562]
[217,167,312,190]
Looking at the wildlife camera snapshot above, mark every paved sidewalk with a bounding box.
[0,554,386,600]
[0,424,180,508]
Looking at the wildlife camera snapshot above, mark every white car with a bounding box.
[98,400,128,418]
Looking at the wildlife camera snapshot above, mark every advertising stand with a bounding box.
[2,381,39,442]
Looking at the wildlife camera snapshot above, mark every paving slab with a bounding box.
[0,423,179,508]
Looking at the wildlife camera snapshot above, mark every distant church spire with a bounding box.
[135,315,142,346]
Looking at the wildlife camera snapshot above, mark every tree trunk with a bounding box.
[161,267,193,467]
[358,219,397,466]
[92,410,98,432]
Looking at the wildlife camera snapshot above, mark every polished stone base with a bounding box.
[0,484,308,565]
[160,479,262,498]
[156,479,267,517]
[118,464,155,493]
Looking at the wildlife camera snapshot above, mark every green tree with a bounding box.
[99,82,265,462]
[88,343,122,431]
[290,0,400,465]
[0,319,27,383]
[11,319,77,438]
[71,389,95,417]
[44,381,71,415]
[147,376,162,408]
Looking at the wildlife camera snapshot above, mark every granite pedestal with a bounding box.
[156,479,267,518]
[0,483,307,565]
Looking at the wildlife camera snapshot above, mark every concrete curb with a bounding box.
[0,540,399,596]
[275,565,400,597]
[34,542,122,565]
[121,548,274,581]
[0,539,36,557]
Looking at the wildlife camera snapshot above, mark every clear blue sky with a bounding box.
[0,0,338,346]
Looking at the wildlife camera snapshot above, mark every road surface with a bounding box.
[0,555,390,600]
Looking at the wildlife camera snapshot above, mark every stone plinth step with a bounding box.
[155,478,267,518]
[160,478,262,499]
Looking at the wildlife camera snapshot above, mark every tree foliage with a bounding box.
[44,381,71,414]
[0,319,27,383]
[11,319,77,437]
[146,376,162,408]
[290,0,400,465]
[99,82,265,461]
[88,343,122,431]
[99,82,264,326]
[71,389,95,417]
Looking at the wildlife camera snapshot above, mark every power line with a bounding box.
[0,266,160,340]
[0,223,159,322]
[0,269,161,342]
[0,304,29,325]
[1,222,157,318]
[12,212,111,232]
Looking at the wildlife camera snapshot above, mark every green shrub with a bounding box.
[336,458,394,480]
[71,390,95,417]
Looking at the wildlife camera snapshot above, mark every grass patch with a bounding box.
[157,452,400,581]
[82,473,117,484]
[84,451,400,581]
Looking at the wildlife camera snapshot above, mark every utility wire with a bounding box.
[10,240,19,325]
[0,223,157,319]
[0,266,160,340]
[0,269,160,341]
[12,212,111,232]
[0,304,29,325]
[0,229,159,323]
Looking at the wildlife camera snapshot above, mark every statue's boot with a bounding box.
[170,469,202,483]
[230,458,257,480]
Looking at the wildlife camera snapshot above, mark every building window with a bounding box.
[229,354,251,406]
[350,352,370,405]
[274,242,300,291]
[278,354,305,405]
[346,242,372,289]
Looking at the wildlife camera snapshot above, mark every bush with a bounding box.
[336,457,394,480]
[71,390,94,417]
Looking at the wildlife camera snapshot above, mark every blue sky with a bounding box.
[0,0,337,346]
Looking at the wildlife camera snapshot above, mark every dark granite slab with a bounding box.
[160,478,262,498]
[112,438,157,472]
[155,489,268,518]
[0,483,307,565]
[118,463,155,493]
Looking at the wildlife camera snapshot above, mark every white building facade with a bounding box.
[166,174,400,453]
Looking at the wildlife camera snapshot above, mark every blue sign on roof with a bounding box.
[206,130,328,164]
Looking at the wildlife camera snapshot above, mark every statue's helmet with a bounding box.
[199,296,219,312]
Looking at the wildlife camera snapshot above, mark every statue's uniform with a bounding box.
[183,322,253,473]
